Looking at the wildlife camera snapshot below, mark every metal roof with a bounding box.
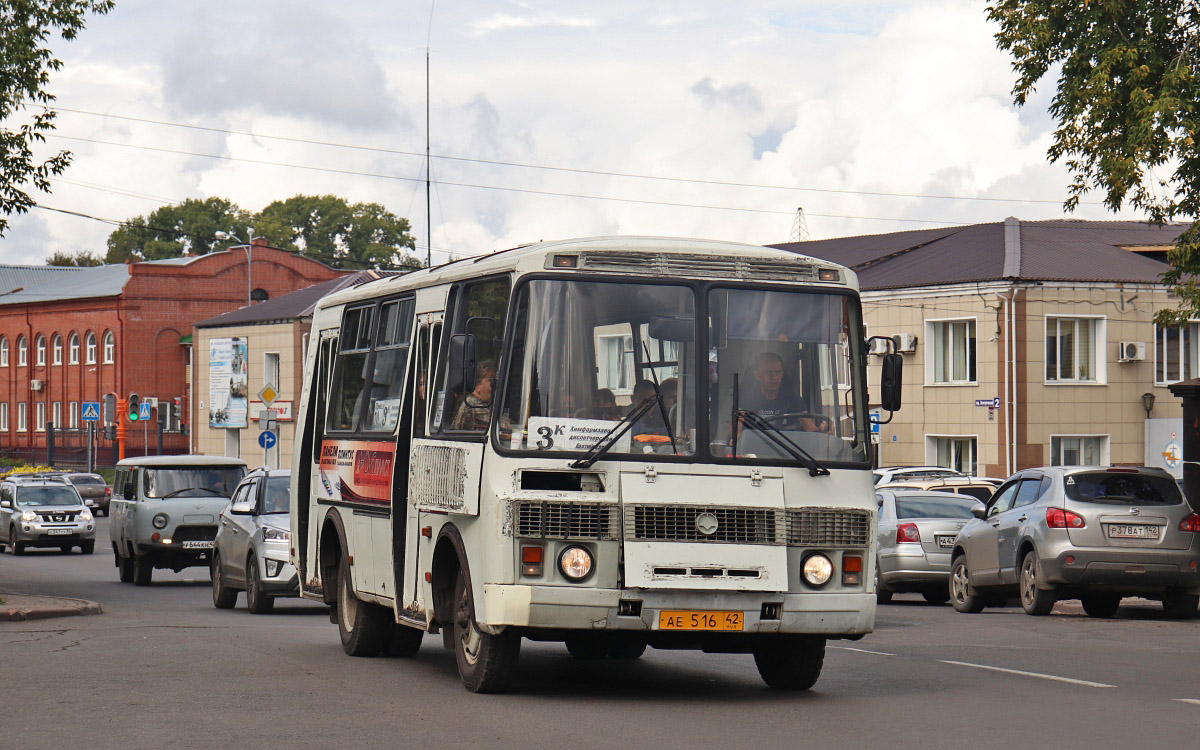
[772,218,1188,290]
[0,265,83,297]
[195,271,391,328]
[116,455,248,467]
[0,264,130,305]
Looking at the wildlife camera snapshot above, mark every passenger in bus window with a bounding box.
[590,389,620,421]
[451,360,497,431]
[661,377,678,409]
[629,379,667,437]
[742,351,829,433]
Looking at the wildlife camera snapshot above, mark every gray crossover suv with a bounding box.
[950,466,1200,618]
[212,468,298,613]
[0,476,96,554]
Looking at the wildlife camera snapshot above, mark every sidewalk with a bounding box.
[0,593,102,622]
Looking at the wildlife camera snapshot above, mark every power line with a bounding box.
[41,103,1102,206]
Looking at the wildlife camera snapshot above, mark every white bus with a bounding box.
[290,237,902,692]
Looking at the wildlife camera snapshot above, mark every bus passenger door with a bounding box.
[297,330,337,596]
[405,318,441,615]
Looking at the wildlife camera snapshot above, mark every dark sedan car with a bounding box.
[63,473,110,516]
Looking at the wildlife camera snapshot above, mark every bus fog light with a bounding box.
[802,554,833,587]
[558,546,593,581]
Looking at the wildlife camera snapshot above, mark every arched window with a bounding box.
[52,335,62,366]
[68,333,79,365]
[103,331,115,364]
[17,335,27,367]
[85,331,97,364]
[0,335,8,367]
[35,335,46,366]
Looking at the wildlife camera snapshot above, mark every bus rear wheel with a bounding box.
[336,556,389,656]
[753,636,825,690]
[453,567,520,693]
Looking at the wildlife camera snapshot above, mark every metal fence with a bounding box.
[1,424,188,472]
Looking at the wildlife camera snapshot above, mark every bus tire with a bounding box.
[753,635,825,691]
[336,556,389,656]
[608,641,647,659]
[453,567,520,693]
[564,636,609,660]
[385,623,424,658]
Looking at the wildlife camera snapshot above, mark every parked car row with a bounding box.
[877,464,1200,619]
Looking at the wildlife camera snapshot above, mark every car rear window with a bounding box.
[1065,472,1183,506]
[68,475,105,486]
[895,496,978,519]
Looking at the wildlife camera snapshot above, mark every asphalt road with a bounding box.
[2,516,1198,749]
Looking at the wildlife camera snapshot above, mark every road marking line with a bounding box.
[830,646,895,656]
[938,660,1115,688]
[1173,699,1200,706]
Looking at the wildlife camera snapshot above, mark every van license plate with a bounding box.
[658,610,743,631]
[181,541,214,549]
[1106,524,1160,539]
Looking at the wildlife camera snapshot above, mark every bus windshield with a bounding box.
[497,279,868,465]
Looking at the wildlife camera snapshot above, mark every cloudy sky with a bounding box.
[0,0,1148,266]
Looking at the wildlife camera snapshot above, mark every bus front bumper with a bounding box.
[479,584,875,637]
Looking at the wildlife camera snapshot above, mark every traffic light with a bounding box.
[127,393,140,421]
[102,393,116,423]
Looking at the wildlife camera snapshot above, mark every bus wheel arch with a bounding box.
[319,509,348,606]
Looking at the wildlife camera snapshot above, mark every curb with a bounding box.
[0,595,103,622]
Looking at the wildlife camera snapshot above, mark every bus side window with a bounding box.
[327,305,374,433]
[434,278,510,434]
[412,325,429,437]
[311,334,337,464]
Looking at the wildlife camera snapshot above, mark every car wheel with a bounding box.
[337,556,390,656]
[1162,590,1199,620]
[211,553,237,609]
[753,636,826,690]
[564,636,610,660]
[11,528,25,556]
[875,565,893,604]
[453,566,521,693]
[949,555,985,613]
[922,589,951,605]
[246,556,275,614]
[1080,595,1121,618]
[133,554,153,586]
[80,541,94,555]
[384,623,424,658]
[117,553,134,583]
[1019,550,1056,616]
[608,641,647,659]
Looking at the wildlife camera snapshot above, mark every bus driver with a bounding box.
[742,351,830,433]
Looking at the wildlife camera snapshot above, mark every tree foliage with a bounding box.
[104,197,250,263]
[46,249,102,266]
[255,194,420,270]
[0,0,114,237]
[986,0,1200,324]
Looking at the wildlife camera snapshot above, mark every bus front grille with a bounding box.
[626,505,777,544]
[515,501,620,541]
[785,508,871,547]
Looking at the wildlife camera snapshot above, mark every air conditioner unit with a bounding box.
[893,333,918,353]
[1119,341,1146,362]
[30,379,44,391]
[867,338,890,356]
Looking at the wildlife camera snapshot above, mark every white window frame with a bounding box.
[0,402,7,431]
[1049,434,1109,466]
[924,317,978,385]
[85,331,97,364]
[68,333,80,364]
[17,336,27,367]
[103,330,115,364]
[35,335,45,367]
[52,334,62,366]
[1154,322,1198,386]
[52,401,61,429]
[596,332,635,396]
[69,401,78,429]
[264,351,280,389]
[225,428,241,459]
[1045,315,1106,385]
[0,336,7,367]
[35,402,45,432]
[926,434,979,476]
[17,402,27,432]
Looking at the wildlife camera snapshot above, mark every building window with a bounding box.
[225,429,241,459]
[1046,317,1101,382]
[927,318,976,384]
[52,401,61,429]
[597,332,635,394]
[0,403,7,431]
[103,330,115,363]
[0,336,7,367]
[17,403,27,432]
[68,333,79,364]
[52,334,62,366]
[264,351,280,389]
[35,335,46,366]
[1050,435,1107,466]
[928,435,977,476]
[85,331,97,364]
[17,335,26,367]
[1155,323,1197,385]
[35,402,45,432]
[69,401,78,429]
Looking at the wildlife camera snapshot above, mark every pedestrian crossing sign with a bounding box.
[138,402,152,421]
[81,402,101,422]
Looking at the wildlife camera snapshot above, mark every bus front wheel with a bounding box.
[452,567,520,693]
[753,635,825,690]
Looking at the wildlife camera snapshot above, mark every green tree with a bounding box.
[1,1,114,236]
[254,194,420,270]
[46,249,102,266]
[986,1,1199,323]
[105,197,250,263]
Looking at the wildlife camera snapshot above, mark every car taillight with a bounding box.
[896,523,921,543]
[1046,507,1086,529]
[1179,513,1200,533]
[104,487,111,496]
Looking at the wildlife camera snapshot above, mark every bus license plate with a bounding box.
[658,610,743,631]
[1106,524,1160,539]
[181,541,214,549]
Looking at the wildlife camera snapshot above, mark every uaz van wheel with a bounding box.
[133,554,153,586]
[117,553,134,583]
[337,556,389,656]
[453,567,520,693]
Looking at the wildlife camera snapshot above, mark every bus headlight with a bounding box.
[558,546,594,582]
[152,513,169,529]
[802,554,834,587]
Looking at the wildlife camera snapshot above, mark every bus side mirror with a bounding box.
[879,353,903,412]
[447,333,477,394]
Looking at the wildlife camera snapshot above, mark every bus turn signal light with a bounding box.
[521,546,543,577]
[842,555,863,586]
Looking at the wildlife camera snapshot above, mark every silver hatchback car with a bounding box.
[211,468,298,613]
[950,466,1200,618]
[876,490,982,604]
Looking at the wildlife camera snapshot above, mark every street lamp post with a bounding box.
[214,229,256,305]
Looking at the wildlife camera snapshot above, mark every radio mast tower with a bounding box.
[789,207,810,243]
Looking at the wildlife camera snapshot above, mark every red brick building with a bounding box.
[0,240,344,462]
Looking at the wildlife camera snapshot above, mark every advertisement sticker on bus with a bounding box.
[318,440,394,506]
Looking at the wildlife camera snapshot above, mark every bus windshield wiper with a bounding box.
[569,394,664,469]
[736,409,831,477]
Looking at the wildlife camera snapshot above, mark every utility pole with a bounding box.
[426,47,432,268]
